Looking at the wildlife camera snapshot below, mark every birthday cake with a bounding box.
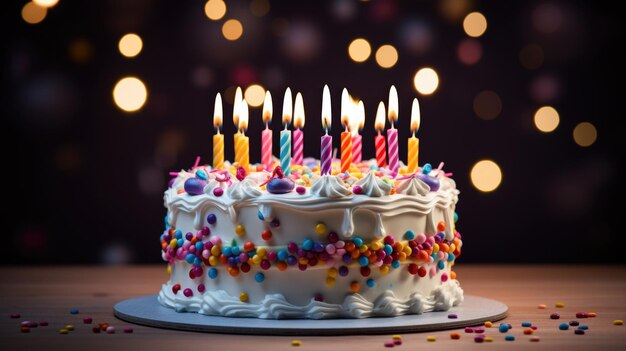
[158,86,464,319]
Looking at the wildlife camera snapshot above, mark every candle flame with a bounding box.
[282,87,292,125]
[340,88,351,129]
[294,92,305,129]
[375,101,386,132]
[239,100,249,132]
[213,92,223,129]
[388,85,398,126]
[233,86,242,128]
[357,100,365,130]
[349,98,362,137]
[262,90,272,124]
[321,84,331,131]
[410,98,420,133]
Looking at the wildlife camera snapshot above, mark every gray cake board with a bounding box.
[113,294,507,335]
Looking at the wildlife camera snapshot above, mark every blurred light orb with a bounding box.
[530,75,561,102]
[439,0,471,22]
[375,45,398,69]
[244,84,266,108]
[113,77,148,112]
[457,38,482,65]
[22,2,47,24]
[205,0,227,21]
[118,33,143,58]
[532,3,563,34]
[68,38,94,64]
[473,90,502,120]
[470,160,502,192]
[573,122,597,147]
[463,12,487,38]
[348,38,372,63]
[399,19,433,55]
[332,0,357,22]
[250,0,270,17]
[281,21,321,63]
[534,106,560,133]
[519,44,544,70]
[413,67,439,95]
[33,0,58,8]
[222,19,243,41]
[231,65,258,86]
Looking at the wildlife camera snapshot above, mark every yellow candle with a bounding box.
[212,93,224,169]
[236,100,250,168]
[408,98,420,173]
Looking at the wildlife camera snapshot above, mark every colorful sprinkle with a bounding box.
[464,327,474,333]
[474,336,484,343]
[550,313,560,319]
[70,309,79,314]
[521,321,532,327]
[530,336,540,342]
[450,332,461,339]
[106,326,115,334]
[384,341,395,348]
[92,326,101,333]
[255,272,265,283]
[183,288,193,297]
[576,312,588,318]
[207,213,217,224]
[291,340,302,346]
[59,328,69,334]
[65,324,75,331]
[559,323,569,330]
[484,321,493,328]
[538,304,547,309]
[83,317,93,324]
[484,337,493,342]
[587,312,597,318]
[392,335,402,340]
[124,327,134,333]
[523,328,533,335]
[498,324,509,333]
[579,325,589,330]
[10,313,21,319]
[555,302,565,308]
[213,187,224,196]
[505,335,515,341]
[20,326,30,333]
[447,313,458,319]
[614,320,624,325]
[426,336,436,342]
[569,320,579,326]
[240,292,249,302]
[574,329,585,335]
[315,223,327,235]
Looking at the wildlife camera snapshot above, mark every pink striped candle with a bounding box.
[352,100,364,163]
[351,134,362,164]
[261,91,273,170]
[292,92,305,166]
[387,86,399,177]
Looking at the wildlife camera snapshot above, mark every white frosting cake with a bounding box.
[158,160,463,319]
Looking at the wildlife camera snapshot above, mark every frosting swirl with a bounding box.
[227,179,262,200]
[396,177,430,196]
[353,172,392,197]
[310,175,351,198]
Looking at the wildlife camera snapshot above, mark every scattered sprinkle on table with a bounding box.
[393,339,402,345]
[83,317,93,324]
[392,335,402,340]
[106,326,115,334]
[426,335,436,342]
[10,313,21,319]
[450,332,461,339]
[559,323,569,330]
[569,320,580,326]
[614,320,624,325]
[92,326,101,333]
[291,340,302,347]
[123,327,134,333]
[521,322,532,327]
[484,337,493,342]
[574,329,585,335]
[464,327,474,333]
[538,304,547,309]
[579,325,589,330]
[20,326,30,333]
[70,309,79,314]
[505,335,515,341]
[523,328,534,335]
[550,313,560,319]
[59,328,69,334]
[447,313,458,319]
[21,321,38,328]
[555,302,565,308]
[531,325,538,330]
[576,312,588,318]
[484,321,493,328]
[587,312,597,318]
[498,324,509,333]
[474,336,484,343]
[473,327,485,333]
[384,341,395,348]
[530,336,540,342]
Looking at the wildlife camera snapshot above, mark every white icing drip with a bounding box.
[158,279,463,319]
[396,177,430,196]
[310,175,352,198]
[227,179,262,200]
[373,212,386,238]
[354,172,392,197]
[341,208,354,237]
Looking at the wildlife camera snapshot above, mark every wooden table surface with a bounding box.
[1,265,625,350]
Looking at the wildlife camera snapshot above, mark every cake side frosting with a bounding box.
[159,160,463,319]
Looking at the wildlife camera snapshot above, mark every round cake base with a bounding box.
[113,295,507,335]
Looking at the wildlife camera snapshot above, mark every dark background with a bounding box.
[3,0,624,264]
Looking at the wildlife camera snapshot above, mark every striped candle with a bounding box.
[352,100,364,163]
[341,131,352,173]
[236,100,250,168]
[351,134,362,164]
[320,85,332,175]
[387,128,399,176]
[292,92,305,166]
[280,129,291,175]
[375,134,386,168]
[261,91,273,170]
[340,88,352,173]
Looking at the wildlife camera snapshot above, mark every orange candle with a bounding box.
[340,88,352,173]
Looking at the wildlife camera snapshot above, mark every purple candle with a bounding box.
[320,85,332,175]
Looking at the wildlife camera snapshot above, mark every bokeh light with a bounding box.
[473,90,502,120]
[457,39,482,65]
[463,12,488,38]
[113,77,148,112]
[413,67,439,95]
[439,0,471,22]
[204,0,227,21]
[332,0,357,22]
[573,122,597,147]
[222,19,243,41]
[348,38,371,63]
[281,21,321,63]
[470,160,503,192]
[33,0,58,8]
[244,84,266,108]
[250,0,270,17]
[375,45,398,69]
[22,2,47,24]
[519,44,544,70]
[118,33,143,58]
[399,19,433,55]
[530,75,561,102]
[68,38,94,64]
[534,106,560,133]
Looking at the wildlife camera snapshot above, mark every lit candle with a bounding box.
[407,98,420,173]
[236,100,250,168]
[387,85,399,177]
[351,100,364,164]
[374,101,387,168]
[292,92,305,166]
[261,91,273,170]
[233,87,243,164]
[280,87,292,175]
[320,85,332,175]
[340,88,352,173]
[212,93,224,170]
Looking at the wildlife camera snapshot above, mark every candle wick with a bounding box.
[412,130,415,138]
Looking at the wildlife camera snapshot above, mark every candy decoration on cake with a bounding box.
[265,166,295,194]
[261,91,273,170]
[292,92,305,166]
[280,88,292,176]
[387,86,399,176]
